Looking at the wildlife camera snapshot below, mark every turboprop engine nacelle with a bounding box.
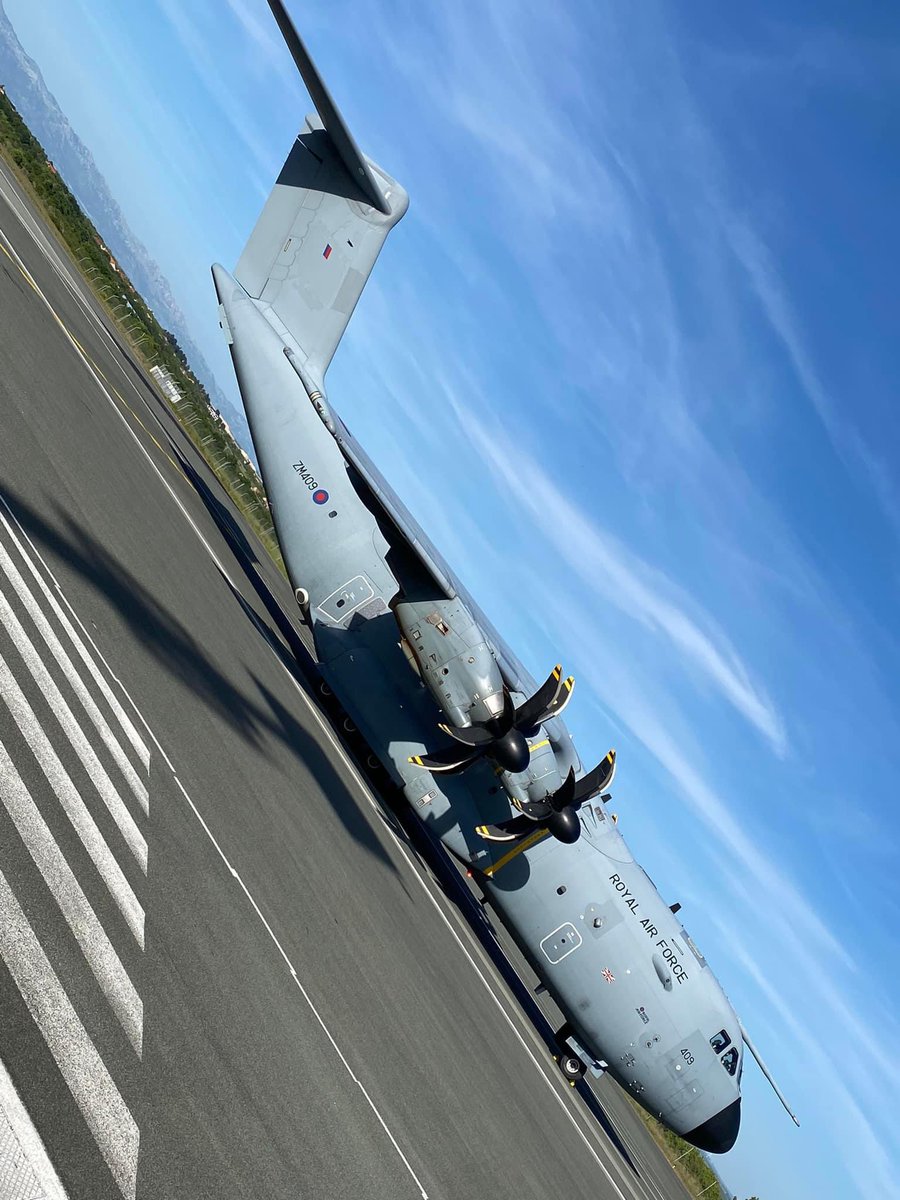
[394,598,504,727]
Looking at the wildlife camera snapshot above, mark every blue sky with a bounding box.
[5,1,899,1196]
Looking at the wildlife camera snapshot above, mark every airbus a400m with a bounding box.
[211,0,799,1153]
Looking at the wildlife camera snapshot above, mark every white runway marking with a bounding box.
[0,739,143,1055]
[0,653,144,947]
[0,869,139,1200]
[0,535,149,812]
[0,590,147,871]
[168,769,429,1200]
[0,1056,68,1200]
[1,451,629,1194]
[270,662,637,1200]
[0,498,149,772]
[0,219,242,602]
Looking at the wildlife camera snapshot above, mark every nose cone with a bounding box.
[683,1098,741,1154]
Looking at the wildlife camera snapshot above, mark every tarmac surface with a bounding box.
[0,157,695,1200]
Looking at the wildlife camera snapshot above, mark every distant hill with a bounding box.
[0,1,249,445]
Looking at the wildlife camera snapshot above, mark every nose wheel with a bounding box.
[554,1023,587,1085]
[554,1045,586,1086]
[559,1052,585,1084]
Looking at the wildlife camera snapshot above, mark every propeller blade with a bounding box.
[485,690,517,737]
[544,674,575,720]
[475,814,535,843]
[408,744,484,774]
[518,798,552,821]
[438,722,494,748]
[549,768,577,812]
[478,765,590,847]
[571,749,617,805]
[513,665,565,731]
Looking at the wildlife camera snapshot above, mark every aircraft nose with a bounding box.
[683,1098,741,1153]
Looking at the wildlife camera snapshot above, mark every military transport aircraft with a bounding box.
[211,0,799,1154]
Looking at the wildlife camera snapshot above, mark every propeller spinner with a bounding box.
[475,750,617,846]
[408,665,574,777]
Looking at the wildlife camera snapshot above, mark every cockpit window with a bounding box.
[721,1047,739,1076]
[710,1029,731,1054]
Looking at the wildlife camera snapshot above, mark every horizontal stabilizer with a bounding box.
[234,2,408,384]
[267,0,390,215]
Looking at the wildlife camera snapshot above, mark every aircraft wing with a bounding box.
[330,409,538,697]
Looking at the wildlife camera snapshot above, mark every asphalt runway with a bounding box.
[0,159,695,1200]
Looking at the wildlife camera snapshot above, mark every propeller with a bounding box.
[409,665,575,777]
[476,749,617,846]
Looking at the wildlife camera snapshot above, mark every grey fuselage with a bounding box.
[213,261,744,1151]
[211,0,744,1155]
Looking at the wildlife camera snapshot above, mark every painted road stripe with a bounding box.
[0,229,243,595]
[0,589,147,872]
[0,868,138,1200]
[0,537,148,813]
[0,497,149,771]
[0,1056,68,1200]
[0,739,142,1054]
[0,654,144,946]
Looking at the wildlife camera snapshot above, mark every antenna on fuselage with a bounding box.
[739,1021,800,1127]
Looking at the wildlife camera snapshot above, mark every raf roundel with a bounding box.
[312,489,329,505]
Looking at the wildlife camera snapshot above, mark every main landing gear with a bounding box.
[315,676,384,777]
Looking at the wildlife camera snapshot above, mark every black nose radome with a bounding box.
[683,1098,741,1153]
[493,729,530,774]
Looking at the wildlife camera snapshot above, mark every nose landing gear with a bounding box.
[558,1051,586,1085]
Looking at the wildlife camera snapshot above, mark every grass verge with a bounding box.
[625,1094,730,1199]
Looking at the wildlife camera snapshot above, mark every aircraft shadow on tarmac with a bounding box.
[156,444,645,1179]
[111,439,643,1182]
[1,486,401,880]
[170,446,263,574]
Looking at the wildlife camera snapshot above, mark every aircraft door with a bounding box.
[659,1028,710,1117]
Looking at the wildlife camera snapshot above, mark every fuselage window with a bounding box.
[721,1047,739,1076]
[710,1029,731,1054]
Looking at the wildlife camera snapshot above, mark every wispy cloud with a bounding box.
[728,939,900,1200]
[457,407,787,754]
[220,0,299,91]
[154,0,279,184]
[727,217,900,538]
